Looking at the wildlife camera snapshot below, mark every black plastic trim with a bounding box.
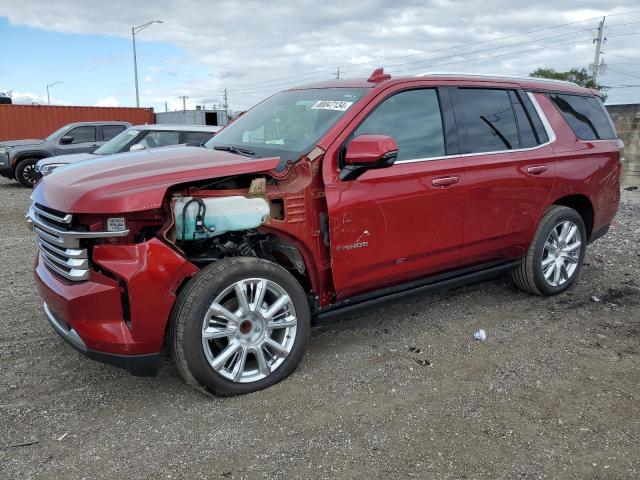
[588,223,610,244]
[314,259,521,321]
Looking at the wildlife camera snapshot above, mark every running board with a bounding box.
[314,260,521,322]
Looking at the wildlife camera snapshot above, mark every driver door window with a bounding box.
[65,126,96,144]
[353,89,445,161]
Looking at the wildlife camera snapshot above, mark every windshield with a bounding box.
[94,129,142,155]
[205,88,368,164]
[45,124,73,141]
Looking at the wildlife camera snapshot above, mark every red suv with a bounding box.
[28,69,621,395]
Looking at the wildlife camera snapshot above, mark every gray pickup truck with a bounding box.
[0,121,130,187]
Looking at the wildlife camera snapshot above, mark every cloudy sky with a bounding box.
[1,0,639,111]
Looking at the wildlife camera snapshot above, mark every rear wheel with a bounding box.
[171,257,310,396]
[15,158,41,188]
[512,206,587,296]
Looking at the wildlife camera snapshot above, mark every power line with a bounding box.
[217,37,594,98]
[202,10,640,101]
[208,31,595,98]
[206,11,640,93]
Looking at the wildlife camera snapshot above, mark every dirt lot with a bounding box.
[0,177,639,479]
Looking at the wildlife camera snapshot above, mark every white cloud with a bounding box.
[95,96,119,107]
[3,1,640,106]
[144,74,153,83]
[12,91,71,105]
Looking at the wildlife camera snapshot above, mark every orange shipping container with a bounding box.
[0,104,155,141]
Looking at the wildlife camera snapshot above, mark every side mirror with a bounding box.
[129,143,146,152]
[340,134,398,181]
[60,135,73,145]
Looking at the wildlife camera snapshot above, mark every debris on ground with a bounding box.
[473,329,487,341]
[592,296,601,302]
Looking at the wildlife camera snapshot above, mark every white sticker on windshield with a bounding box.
[310,100,354,111]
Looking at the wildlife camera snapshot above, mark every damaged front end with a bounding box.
[162,150,333,307]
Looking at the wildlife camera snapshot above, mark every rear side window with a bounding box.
[103,125,126,141]
[458,88,519,153]
[184,131,214,144]
[353,88,445,161]
[548,94,615,140]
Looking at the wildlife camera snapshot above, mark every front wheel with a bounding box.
[15,158,41,188]
[512,206,587,296]
[171,257,310,396]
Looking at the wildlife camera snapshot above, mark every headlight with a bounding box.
[39,163,66,176]
[0,147,11,154]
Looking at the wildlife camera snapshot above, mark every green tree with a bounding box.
[530,68,607,101]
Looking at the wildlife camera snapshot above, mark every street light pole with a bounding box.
[46,82,62,105]
[131,20,163,107]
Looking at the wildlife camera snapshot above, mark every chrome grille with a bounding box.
[26,202,129,282]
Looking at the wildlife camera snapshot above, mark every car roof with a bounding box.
[65,121,132,127]
[128,124,222,132]
[292,71,597,96]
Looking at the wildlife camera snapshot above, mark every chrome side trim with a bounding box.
[44,303,87,351]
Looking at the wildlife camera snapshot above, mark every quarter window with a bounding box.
[353,89,445,161]
[66,126,96,144]
[458,88,519,153]
[548,93,615,140]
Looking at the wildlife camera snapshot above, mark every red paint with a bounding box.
[32,73,621,360]
[344,135,398,165]
[0,104,154,142]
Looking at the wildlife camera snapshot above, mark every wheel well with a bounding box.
[552,195,594,237]
[13,154,46,168]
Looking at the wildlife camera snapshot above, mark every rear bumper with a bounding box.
[44,302,159,376]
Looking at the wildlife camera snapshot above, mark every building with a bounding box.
[155,107,229,127]
[606,103,640,187]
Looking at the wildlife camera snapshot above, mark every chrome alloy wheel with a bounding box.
[201,278,297,383]
[541,220,582,287]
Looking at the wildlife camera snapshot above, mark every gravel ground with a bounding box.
[0,177,639,479]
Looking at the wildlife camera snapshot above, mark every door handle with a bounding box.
[432,176,460,188]
[526,165,548,175]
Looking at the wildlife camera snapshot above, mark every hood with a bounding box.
[31,146,281,213]
[0,139,44,148]
[37,152,98,167]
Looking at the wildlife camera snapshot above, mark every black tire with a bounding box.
[170,256,311,396]
[511,205,587,296]
[15,158,41,188]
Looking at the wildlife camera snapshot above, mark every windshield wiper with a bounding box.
[212,145,256,157]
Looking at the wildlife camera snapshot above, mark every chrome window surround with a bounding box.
[394,92,556,165]
[26,203,129,282]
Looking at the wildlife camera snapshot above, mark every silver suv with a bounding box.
[0,121,131,187]
[36,124,221,178]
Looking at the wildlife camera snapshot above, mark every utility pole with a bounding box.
[179,95,188,111]
[592,16,606,83]
[46,82,62,105]
[223,88,228,122]
[164,101,168,112]
[336,67,340,79]
[131,20,163,107]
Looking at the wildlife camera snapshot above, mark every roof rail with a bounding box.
[415,72,580,87]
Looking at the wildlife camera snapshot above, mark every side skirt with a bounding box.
[313,259,522,323]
